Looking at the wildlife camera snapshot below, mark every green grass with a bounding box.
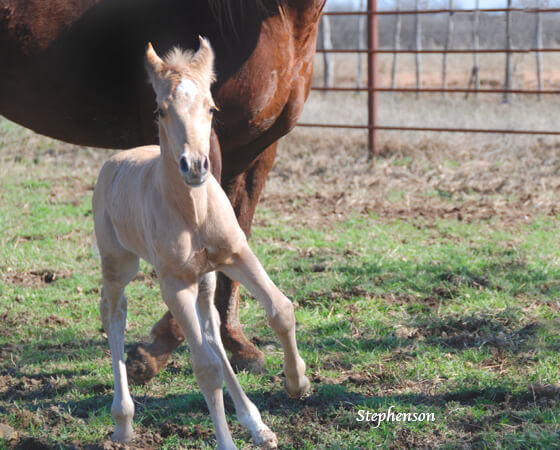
[1,131,560,448]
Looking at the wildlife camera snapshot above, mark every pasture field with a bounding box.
[1,83,560,450]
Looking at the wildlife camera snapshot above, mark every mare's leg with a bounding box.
[126,311,184,384]
[126,143,277,382]
[197,272,277,449]
[219,244,310,399]
[99,252,139,442]
[160,275,235,450]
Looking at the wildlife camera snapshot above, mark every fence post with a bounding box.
[503,0,513,103]
[414,0,422,99]
[357,0,366,88]
[367,0,378,159]
[442,0,454,96]
[321,6,334,88]
[473,0,480,96]
[391,0,402,89]
[535,0,543,100]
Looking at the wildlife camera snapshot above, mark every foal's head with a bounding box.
[145,38,217,187]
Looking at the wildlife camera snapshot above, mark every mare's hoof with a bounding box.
[284,375,311,399]
[254,429,278,449]
[230,352,266,374]
[126,343,167,385]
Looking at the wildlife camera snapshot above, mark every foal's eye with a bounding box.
[157,108,166,119]
[209,106,217,115]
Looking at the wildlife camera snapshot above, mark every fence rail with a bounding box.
[322,8,560,15]
[297,123,560,136]
[316,48,560,54]
[299,2,560,158]
[309,87,560,94]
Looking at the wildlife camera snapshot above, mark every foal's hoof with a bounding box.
[284,375,311,399]
[230,352,266,374]
[111,427,135,443]
[254,429,278,449]
[126,343,167,385]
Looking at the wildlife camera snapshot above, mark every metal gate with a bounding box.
[298,1,560,159]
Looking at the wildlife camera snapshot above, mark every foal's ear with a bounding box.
[145,42,164,85]
[191,36,215,82]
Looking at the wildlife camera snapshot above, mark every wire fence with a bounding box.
[297,1,560,158]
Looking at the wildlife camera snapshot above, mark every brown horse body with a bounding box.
[0,0,324,379]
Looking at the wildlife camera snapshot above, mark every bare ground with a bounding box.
[261,126,560,227]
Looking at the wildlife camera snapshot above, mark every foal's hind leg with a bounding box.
[197,272,277,449]
[99,253,139,442]
[219,245,310,399]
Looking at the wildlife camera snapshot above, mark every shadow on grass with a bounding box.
[0,338,107,368]
[3,364,559,449]
[19,378,558,425]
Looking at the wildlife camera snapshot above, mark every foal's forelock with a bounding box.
[162,46,215,89]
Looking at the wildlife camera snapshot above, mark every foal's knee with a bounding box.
[194,354,223,391]
[267,296,296,334]
[100,293,127,332]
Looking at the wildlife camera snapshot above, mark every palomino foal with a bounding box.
[92,38,310,448]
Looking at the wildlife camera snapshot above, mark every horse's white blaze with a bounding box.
[177,78,198,100]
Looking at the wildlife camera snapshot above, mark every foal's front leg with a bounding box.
[197,272,278,448]
[159,275,236,450]
[219,245,310,398]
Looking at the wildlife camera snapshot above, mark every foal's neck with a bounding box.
[157,128,208,227]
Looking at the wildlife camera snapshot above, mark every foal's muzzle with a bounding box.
[178,154,210,187]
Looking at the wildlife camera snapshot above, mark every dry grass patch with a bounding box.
[266,114,560,225]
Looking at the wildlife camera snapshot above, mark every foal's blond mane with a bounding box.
[161,47,215,88]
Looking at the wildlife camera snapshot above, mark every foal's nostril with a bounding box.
[179,156,189,173]
[202,156,209,172]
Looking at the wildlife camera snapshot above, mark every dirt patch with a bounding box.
[299,286,372,307]
[93,427,163,450]
[0,373,70,403]
[0,312,68,338]
[0,313,26,337]
[403,315,539,351]
[9,427,164,450]
[13,437,53,450]
[388,427,441,450]
[377,292,445,314]
[43,315,68,327]
[132,270,158,288]
[2,269,72,287]
[159,422,212,441]
[262,125,560,227]
[48,176,95,206]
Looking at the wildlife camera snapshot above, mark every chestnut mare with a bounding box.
[0,0,324,381]
[94,39,308,447]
